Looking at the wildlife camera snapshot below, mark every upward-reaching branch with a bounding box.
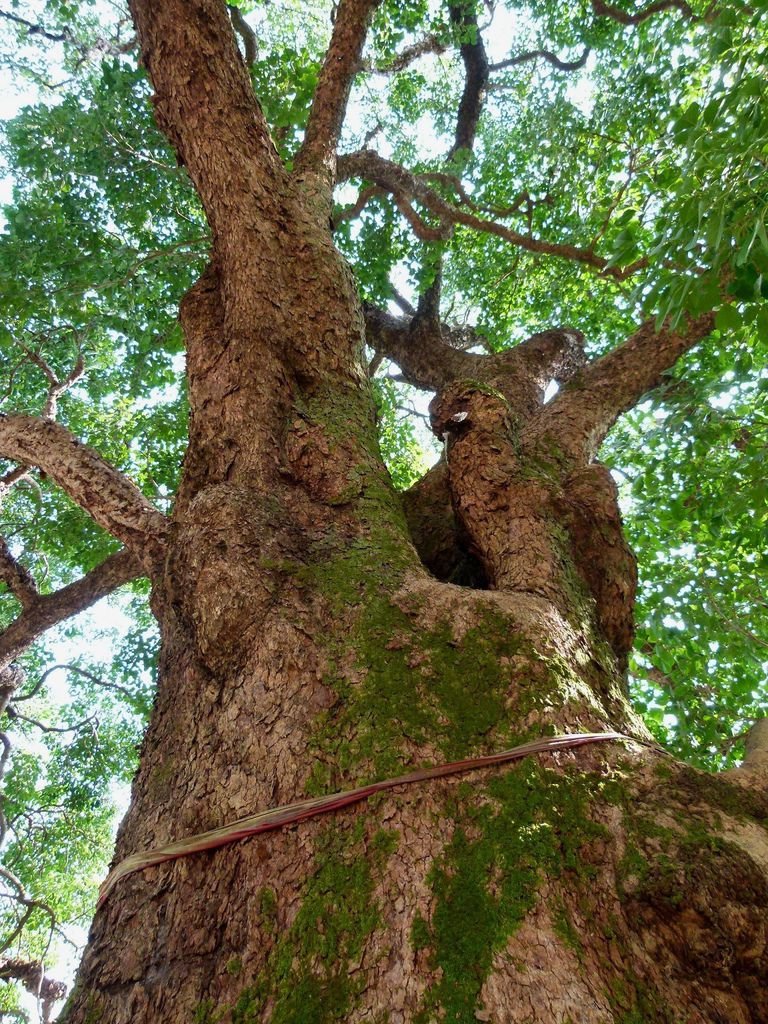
[227,4,257,64]
[0,415,168,575]
[295,0,382,191]
[532,311,716,462]
[13,340,84,420]
[0,539,37,610]
[0,549,143,671]
[128,0,285,240]
[448,2,489,160]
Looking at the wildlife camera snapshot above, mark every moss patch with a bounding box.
[552,898,584,959]
[310,598,540,781]
[414,761,610,1023]
[193,1000,221,1024]
[227,822,398,1024]
[410,912,431,952]
[666,763,768,823]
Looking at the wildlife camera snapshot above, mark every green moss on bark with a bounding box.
[310,599,537,780]
[413,762,609,1023]
[226,823,398,1024]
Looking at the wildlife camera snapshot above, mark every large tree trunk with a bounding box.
[59,3,768,1022]
[62,217,768,1024]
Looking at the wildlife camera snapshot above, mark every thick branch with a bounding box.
[392,6,488,330]
[498,328,587,390]
[295,0,381,187]
[0,415,168,573]
[128,0,285,240]
[364,305,479,391]
[742,720,768,771]
[533,311,716,462]
[448,2,489,160]
[0,549,142,670]
[402,459,486,587]
[337,150,644,280]
[0,539,37,610]
[0,956,67,1019]
[366,304,587,425]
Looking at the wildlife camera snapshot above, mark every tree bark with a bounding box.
[58,3,768,1023]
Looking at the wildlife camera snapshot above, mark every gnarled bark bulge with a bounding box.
[60,2,768,1022]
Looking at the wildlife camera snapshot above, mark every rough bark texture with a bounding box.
[33,2,767,1023]
[0,415,167,575]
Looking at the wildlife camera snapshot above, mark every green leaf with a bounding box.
[715,304,742,332]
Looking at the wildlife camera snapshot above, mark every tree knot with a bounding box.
[429,381,514,438]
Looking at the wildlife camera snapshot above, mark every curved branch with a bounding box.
[333,183,385,226]
[16,663,139,704]
[295,0,382,188]
[532,311,716,462]
[6,706,98,736]
[392,195,451,241]
[363,33,447,74]
[337,150,645,280]
[0,8,70,42]
[227,4,257,64]
[0,549,143,671]
[0,415,168,573]
[0,465,32,495]
[489,46,591,75]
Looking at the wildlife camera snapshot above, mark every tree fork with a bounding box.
[56,2,768,1022]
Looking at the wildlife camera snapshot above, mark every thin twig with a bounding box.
[16,662,138,704]
[6,707,99,736]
